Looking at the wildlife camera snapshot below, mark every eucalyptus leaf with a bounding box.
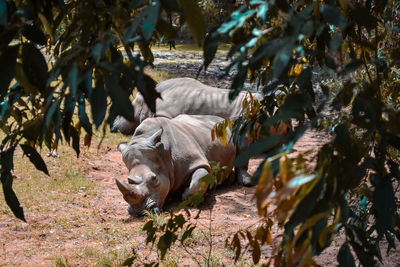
[1,171,25,221]
[0,45,18,99]
[177,0,206,46]
[90,79,107,129]
[320,5,347,30]
[78,99,92,135]
[21,24,47,45]
[20,144,49,176]
[0,0,7,25]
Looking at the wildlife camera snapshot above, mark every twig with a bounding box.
[207,207,213,267]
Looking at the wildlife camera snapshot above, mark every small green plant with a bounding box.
[52,256,71,267]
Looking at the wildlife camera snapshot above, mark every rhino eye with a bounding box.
[147,173,159,186]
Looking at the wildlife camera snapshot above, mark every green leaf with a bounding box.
[177,0,206,46]
[374,180,395,238]
[203,33,219,70]
[22,116,43,142]
[320,5,347,30]
[143,220,156,244]
[156,18,178,40]
[62,93,75,143]
[160,0,181,12]
[235,135,283,167]
[252,239,261,264]
[105,74,134,121]
[338,243,355,267]
[0,0,7,26]
[329,33,342,51]
[136,74,159,113]
[297,68,314,99]
[78,100,92,135]
[40,99,59,142]
[1,171,25,221]
[138,42,154,66]
[68,66,78,98]
[157,231,176,259]
[287,174,316,188]
[70,125,80,157]
[0,146,14,172]
[0,147,25,221]
[54,106,61,143]
[20,144,49,176]
[21,24,47,45]
[180,226,195,242]
[141,1,160,41]
[22,43,49,94]
[350,242,376,267]
[340,60,363,76]
[285,178,323,232]
[232,233,241,262]
[122,256,136,266]
[79,70,92,99]
[350,4,377,31]
[273,45,292,78]
[218,8,255,35]
[124,14,144,43]
[250,38,287,65]
[0,45,18,99]
[252,0,268,21]
[90,79,107,129]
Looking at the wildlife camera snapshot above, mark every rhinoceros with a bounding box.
[115,114,236,215]
[112,77,263,185]
[111,77,263,135]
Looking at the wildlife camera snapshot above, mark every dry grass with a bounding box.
[150,43,230,55]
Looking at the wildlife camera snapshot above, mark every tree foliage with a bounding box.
[204,0,400,265]
[0,0,206,221]
[0,0,399,266]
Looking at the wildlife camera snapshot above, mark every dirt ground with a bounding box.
[2,127,398,266]
[1,45,399,266]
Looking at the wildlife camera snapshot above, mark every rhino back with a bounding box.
[154,78,255,121]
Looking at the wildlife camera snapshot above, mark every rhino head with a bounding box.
[115,129,170,216]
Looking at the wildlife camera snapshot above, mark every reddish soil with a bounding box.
[1,128,399,266]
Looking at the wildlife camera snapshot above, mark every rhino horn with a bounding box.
[115,178,144,199]
[147,128,163,145]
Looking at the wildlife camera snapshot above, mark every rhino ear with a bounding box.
[147,128,163,146]
[117,142,128,152]
[147,173,159,187]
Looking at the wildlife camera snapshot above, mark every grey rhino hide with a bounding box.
[111,77,263,135]
[115,114,236,215]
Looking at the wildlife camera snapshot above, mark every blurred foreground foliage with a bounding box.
[0,0,205,221]
[205,0,400,266]
[0,0,400,266]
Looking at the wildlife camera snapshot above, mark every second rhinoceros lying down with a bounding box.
[115,114,236,215]
[111,77,263,135]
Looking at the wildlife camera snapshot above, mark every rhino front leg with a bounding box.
[182,168,209,200]
[235,166,253,186]
[235,138,255,186]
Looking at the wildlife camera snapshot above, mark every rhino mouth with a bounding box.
[127,199,159,217]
